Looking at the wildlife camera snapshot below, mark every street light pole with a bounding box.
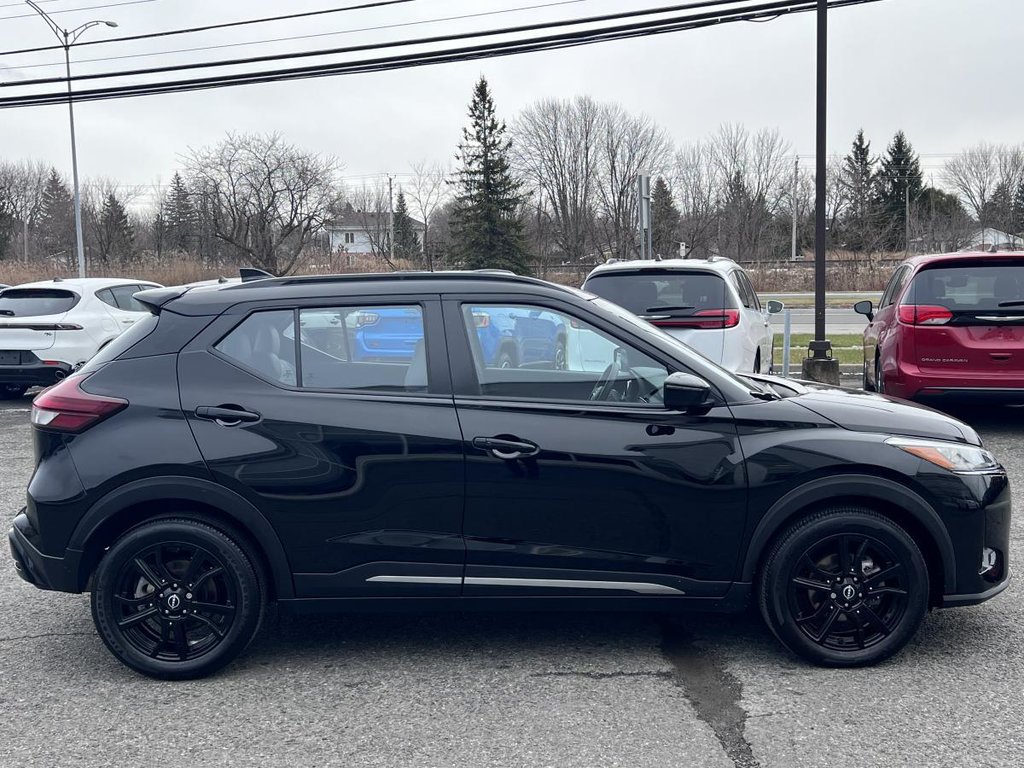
[25,1,118,279]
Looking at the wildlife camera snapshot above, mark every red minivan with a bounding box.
[856,252,1024,402]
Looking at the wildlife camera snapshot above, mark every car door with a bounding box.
[177,296,467,599]
[97,284,159,335]
[443,295,747,599]
[739,271,770,372]
[868,266,910,386]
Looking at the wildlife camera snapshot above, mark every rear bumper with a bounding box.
[0,359,72,387]
[8,510,82,593]
[890,362,1024,402]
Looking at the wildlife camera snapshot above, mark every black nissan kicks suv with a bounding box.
[9,270,1010,679]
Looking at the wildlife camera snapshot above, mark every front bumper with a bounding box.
[8,510,82,593]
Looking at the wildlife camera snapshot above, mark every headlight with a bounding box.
[886,437,1000,473]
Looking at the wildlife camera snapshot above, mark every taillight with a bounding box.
[652,309,740,330]
[898,305,953,326]
[355,312,380,327]
[31,374,127,433]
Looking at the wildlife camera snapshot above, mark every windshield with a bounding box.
[589,296,756,398]
[0,288,79,317]
[905,262,1024,310]
[584,271,734,316]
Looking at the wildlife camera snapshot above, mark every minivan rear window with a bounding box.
[0,288,79,317]
[583,271,734,318]
[904,261,1024,311]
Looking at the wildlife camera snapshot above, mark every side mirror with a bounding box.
[663,372,712,411]
[766,300,785,315]
[854,300,874,322]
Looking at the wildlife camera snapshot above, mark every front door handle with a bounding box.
[195,405,261,426]
[472,436,540,460]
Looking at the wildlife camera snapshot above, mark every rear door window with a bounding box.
[0,288,79,317]
[215,310,298,386]
[108,285,149,312]
[584,271,735,321]
[880,266,910,308]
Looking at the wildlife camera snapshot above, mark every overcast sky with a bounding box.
[0,0,1021,205]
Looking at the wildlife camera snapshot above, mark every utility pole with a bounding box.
[25,1,118,279]
[905,183,910,256]
[791,156,799,261]
[801,0,839,385]
[387,174,395,265]
[637,174,651,259]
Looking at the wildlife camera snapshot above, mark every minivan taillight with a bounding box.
[897,305,953,326]
[31,374,127,433]
[652,309,740,330]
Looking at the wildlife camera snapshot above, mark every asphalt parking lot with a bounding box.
[2,395,1023,768]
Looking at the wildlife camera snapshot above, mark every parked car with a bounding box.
[582,258,783,373]
[855,252,1024,402]
[0,277,162,399]
[9,270,1009,679]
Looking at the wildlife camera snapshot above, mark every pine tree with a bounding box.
[450,76,530,273]
[876,131,923,250]
[36,169,74,263]
[840,129,880,251]
[650,176,680,258]
[95,192,134,265]
[392,189,421,262]
[1013,181,1024,236]
[163,171,197,253]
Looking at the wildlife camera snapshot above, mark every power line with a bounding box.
[0,0,884,109]
[0,0,418,56]
[10,0,592,73]
[3,0,867,89]
[0,0,158,21]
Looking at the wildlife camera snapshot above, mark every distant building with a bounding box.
[324,202,425,256]
[960,228,1024,252]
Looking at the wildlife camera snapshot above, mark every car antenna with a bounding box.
[53,276,63,282]
[217,276,229,284]
[239,267,276,283]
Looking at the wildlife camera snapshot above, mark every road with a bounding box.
[2,396,1023,767]
[781,307,865,335]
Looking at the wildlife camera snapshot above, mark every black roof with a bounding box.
[137,270,587,317]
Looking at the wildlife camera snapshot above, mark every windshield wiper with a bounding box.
[998,300,1024,307]
[645,305,694,313]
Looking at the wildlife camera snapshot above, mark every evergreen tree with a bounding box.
[392,189,421,262]
[450,77,530,273]
[840,129,880,251]
[163,171,197,253]
[95,192,134,265]
[983,182,1016,235]
[36,169,74,262]
[650,176,681,258]
[1013,181,1024,236]
[876,130,923,250]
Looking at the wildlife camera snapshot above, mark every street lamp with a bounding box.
[25,1,117,279]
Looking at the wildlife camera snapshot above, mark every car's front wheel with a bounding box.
[91,518,264,680]
[758,507,928,667]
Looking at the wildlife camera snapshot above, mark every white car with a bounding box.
[582,258,782,373]
[0,277,161,399]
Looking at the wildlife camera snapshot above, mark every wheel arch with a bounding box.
[742,474,956,601]
[69,476,294,599]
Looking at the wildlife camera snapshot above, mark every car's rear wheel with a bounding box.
[758,507,928,667]
[0,384,27,400]
[91,518,264,680]
[875,353,887,395]
[753,350,762,374]
[862,358,874,392]
[496,349,516,369]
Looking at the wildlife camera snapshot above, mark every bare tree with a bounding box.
[407,160,450,270]
[943,143,1024,232]
[512,96,602,263]
[185,132,340,275]
[346,179,397,270]
[0,159,48,262]
[671,143,718,259]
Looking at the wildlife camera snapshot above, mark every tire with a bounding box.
[496,349,516,369]
[758,507,928,667]
[876,353,886,395]
[554,339,567,371]
[0,385,27,400]
[862,358,875,392]
[91,518,264,680]
[753,350,762,374]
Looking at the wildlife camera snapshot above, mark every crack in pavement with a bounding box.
[531,670,674,680]
[660,620,761,768]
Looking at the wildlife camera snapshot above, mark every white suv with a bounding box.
[0,277,161,398]
[582,258,782,373]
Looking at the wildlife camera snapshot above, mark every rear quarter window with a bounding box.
[0,288,80,317]
[77,313,160,375]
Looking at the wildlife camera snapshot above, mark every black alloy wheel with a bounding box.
[759,507,928,667]
[554,341,567,371]
[91,518,264,679]
[875,353,886,395]
[753,351,761,374]
[862,358,874,392]
[496,350,516,369]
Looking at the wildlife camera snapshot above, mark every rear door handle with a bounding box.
[472,436,540,460]
[195,405,261,425]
